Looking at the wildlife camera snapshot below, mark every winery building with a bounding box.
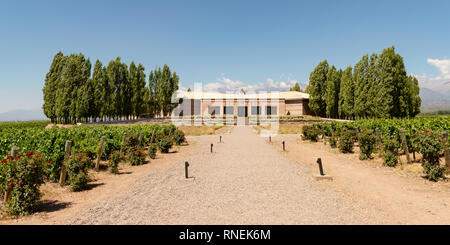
[172,91,311,118]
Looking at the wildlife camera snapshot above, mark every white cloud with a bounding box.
[188,74,302,94]
[426,58,450,80]
[414,58,450,83]
[412,58,450,95]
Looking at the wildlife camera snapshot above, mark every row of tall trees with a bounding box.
[306,46,421,119]
[42,52,179,124]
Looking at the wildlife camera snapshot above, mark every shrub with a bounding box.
[0,152,45,216]
[157,135,173,153]
[108,151,121,174]
[45,153,65,182]
[383,152,397,167]
[339,129,355,153]
[328,136,337,148]
[302,125,321,142]
[415,130,445,181]
[415,131,443,164]
[123,133,139,152]
[127,148,145,166]
[148,144,157,159]
[422,161,445,181]
[382,138,400,167]
[358,129,377,160]
[173,130,186,146]
[163,125,177,136]
[65,153,91,192]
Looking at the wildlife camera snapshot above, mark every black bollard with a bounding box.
[220,136,222,143]
[317,158,325,176]
[211,143,213,153]
[282,141,285,151]
[269,136,271,142]
[185,161,189,179]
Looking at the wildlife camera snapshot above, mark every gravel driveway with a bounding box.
[69,126,382,224]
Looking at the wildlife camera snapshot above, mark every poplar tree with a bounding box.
[91,60,103,121]
[365,53,379,117]
[148,65,179,117]
[130,63,146,119]
[106,58,128,120]
[43,52,65,123]
[406,75,421,117]
[120,62,131,119]
[325,66,341,118]
[100,65,111,121]
[128,62,137,118]
[166,70,179,116]
[338,66,354,119]
[148,69,159,117]
[375,47,400,118]
[353,55,369,118]
[56,54,78,123]
[306,60,328,117]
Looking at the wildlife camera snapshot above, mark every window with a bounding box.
[208,106,220,115]
[223,106,234,115]
[266,106,277,115]
[238,106,248,117]
[251,106,261,115]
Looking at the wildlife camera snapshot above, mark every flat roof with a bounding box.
[175,91,309,100]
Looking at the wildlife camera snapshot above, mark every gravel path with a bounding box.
[69,126,382,224]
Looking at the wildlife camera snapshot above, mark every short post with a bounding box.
[4,147,19,204]
[269,136,271,142]
[400,129,411,164]
[185,161,189,179]
[210,143,213,153]
[375,128,383,157]
[59,140,72,186]
[442,131,449,170]
[95,136,105,171]
[11,146,19,158]
[317,158,325,176]
[282,141,285,151]
[120,132,127,154]
[220,136,222,143]
[150,129,156,144]
[329,125,335,139]
[138,131,143,146]
[4,182,12,204]
[355,127,360,142]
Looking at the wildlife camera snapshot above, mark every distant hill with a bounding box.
[419,87,450,112]
[0,109,48,122]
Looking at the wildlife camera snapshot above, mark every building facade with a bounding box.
[172,91,311,120]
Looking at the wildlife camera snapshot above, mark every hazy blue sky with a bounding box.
[1,0,449,113]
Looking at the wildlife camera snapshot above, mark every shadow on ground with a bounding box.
[85,182,105,191]
[37,200,72,213]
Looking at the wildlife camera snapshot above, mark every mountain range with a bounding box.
[0,109,47,122]
[419,81,450,112]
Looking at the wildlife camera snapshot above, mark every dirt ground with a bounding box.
[2,125,449,225]
[178,125,230,136]
[266,133,450,224]
[0,142,197,225]
[68,126,382,225]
